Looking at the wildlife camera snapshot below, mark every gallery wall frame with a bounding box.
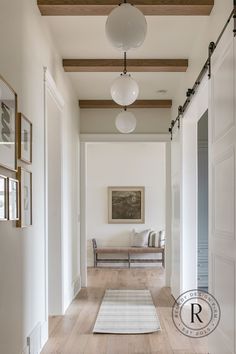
[18,113,32,164]
[0,75,17,171]
[108,186,145,224]
[17,167,32,228]
[0,175,8,221]
[8,177,19,221]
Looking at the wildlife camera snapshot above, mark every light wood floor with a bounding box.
[41,267,208,354]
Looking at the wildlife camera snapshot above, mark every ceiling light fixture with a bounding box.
[115,107,137,134]
[111,52,139,106]
[157,89,168,94]
[105,1,147,52]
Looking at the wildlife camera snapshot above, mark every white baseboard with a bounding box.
[40,320,48,351]
[21,320,48,354]
[21,347,29,354]
[64,274,82,312]
[73,275,81,298]
[21,275,82,354]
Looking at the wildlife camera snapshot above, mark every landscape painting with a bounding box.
[108,187,145,224]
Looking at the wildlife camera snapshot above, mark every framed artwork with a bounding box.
[0,75,17,171]
[17,167,32,227]
[108,187,145,224]
[18,113,32,164]
[8,178,19,221]
[0,175,7,221]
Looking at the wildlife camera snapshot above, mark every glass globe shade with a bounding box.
[115,110,136,134]
[105,3,147,52]
[111,73,139,106]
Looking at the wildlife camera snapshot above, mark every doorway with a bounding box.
[197,111,208,291]
[80,138,172,288]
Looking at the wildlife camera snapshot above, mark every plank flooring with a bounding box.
[41,268,208,354]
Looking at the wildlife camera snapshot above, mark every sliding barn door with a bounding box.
[171,129,182,299]
[209,19,236,354]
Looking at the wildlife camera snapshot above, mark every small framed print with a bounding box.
[18,113,32,164]
[17,167,32,227]
[0,175,7,221]
[8,178,19,221]
[0,75,17,171]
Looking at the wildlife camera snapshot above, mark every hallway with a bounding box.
[41,268,208,354]
[1,1,235,353]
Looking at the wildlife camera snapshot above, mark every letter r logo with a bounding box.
[191,303,203,323]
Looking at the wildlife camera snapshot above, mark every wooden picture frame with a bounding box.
[18,113,32,164]
[0,75,17,171]
[8,177,19,221]
[108,186,145,224]
[0,175,8,221]
[17,167,32,227]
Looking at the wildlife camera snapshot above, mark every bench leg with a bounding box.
[128,253,131,269]
[162,250,165,268]
[94,252,97,268]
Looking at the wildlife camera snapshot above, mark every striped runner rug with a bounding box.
[93,289,161,334]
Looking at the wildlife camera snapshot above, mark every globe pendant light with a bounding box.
[115,108,136,134]
[111,52,139,106]
[111,73,139,106]
[105,2,147,52]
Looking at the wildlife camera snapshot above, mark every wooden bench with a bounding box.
[92,239,165,268]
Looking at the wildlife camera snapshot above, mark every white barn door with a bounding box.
[209,19,236,354]
[171,128,182,299]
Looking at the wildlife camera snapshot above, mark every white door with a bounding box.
[171,128,182,299]
[208,19,236,354]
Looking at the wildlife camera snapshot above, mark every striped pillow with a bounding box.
[148,231,160,247]
[159,230,165,248]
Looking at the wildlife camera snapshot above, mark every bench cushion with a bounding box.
[95,247,164,254]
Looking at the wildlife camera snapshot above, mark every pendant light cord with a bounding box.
[123,52,127,74]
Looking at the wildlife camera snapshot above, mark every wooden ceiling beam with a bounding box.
[63,59,188,72]
[79,100,172,109]
[37,0,214,16]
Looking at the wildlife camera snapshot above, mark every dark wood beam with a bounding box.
[63,59,188,72]
[79,100,172,109]
[37,0,214,16]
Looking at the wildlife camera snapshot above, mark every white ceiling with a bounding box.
[66,72,183,100]
[44,15,209,100]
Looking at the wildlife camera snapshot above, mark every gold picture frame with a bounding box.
[18,113,32,164]
[0,175,8,221]
[0,75,17,171]
[108,186,145,224]
[8,177,19,221]
[17,167,32,228]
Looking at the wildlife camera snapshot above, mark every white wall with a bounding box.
[80,108,170,134]
[47,92,63,315]
[0,0,80,353]
[86,142,166,266]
